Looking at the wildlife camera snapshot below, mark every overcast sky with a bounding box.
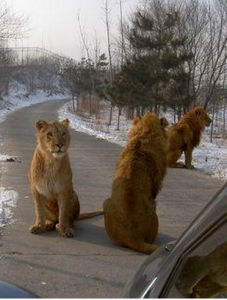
[5,0,140,59]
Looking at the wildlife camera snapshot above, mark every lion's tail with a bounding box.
[78,210,103,221]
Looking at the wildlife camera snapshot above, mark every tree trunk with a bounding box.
[89,93,92,116]
[108,104,113,126]
[210,102,215,143]
[72,95,76,113]
[223,97,226,139]
[76,95,81,113]
[116,107,121,130]
[154,104,158,114]
[173,108,176,123]
[104,0,114,126]
[156,104,160,116]
[177,107,182,121]
[95,96,100,119]
[126,106,134,120]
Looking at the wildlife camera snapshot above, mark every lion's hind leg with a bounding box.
[167,149,184,168]
[126,215,159,254]
[71,190,80,225]
[56,190,79,238]
[184,145,195,169]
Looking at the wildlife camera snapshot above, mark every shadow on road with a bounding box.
[74,217,175,252]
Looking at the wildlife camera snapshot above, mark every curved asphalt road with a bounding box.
[0,99,222,297]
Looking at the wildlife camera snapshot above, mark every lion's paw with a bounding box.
[45,221,56,231]
[29,224,45,234]
[56,224,74,238]
[186,164,195,169]
[175,162,185,168]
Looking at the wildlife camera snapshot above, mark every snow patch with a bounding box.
[0,154,11,162]
[0,187,18,227]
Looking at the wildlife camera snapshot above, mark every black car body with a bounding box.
[0,280,37,298]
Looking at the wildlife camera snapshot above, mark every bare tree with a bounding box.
[0,2,28,98]
[103,0,114,126]
[223,96,226,139]
[203,0,227,109]
[116,0,126,131]
[175,0,227,110]
[0,1,28,41]
[77,12,94,115]
[77,12,91,61]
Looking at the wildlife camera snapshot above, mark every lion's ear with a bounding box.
[36,120,48,131]
[194,107,203,116]
[160,117,169,129]
[133,116,141,126]
[62,118,70,128]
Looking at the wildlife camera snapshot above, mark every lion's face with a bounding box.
[36,119,70,159]
[194,107,212,127]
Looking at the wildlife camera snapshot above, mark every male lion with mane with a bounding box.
[166,106,212,169]
[103,112,167,254]
[29,119,102,237]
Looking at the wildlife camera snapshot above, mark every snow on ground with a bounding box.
[59,101,227,181]
[0,187,18,227]
[58,102,131,146]
[0,154,11,162]
[179,135,227,181]
[0,82,69,227]
[0,163,18,227]
[0,82,69,123]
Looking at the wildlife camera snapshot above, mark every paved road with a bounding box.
[0,99,222,297]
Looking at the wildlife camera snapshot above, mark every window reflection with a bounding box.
[176,241,227,298]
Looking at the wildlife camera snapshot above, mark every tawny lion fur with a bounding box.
[103,112,167,254]
[177,241,227,298]
[166,106,212,169]
[29,119,102,238]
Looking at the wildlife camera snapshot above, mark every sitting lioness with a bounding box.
[103,113,167,254]
[177,241,227,298]
[167,106,212,169]
[29,119,102,237]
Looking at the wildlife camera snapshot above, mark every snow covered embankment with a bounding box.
[0,84,69,160]
[0,86,69,123]
[58,101,227,181]
[58,101,130,146]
